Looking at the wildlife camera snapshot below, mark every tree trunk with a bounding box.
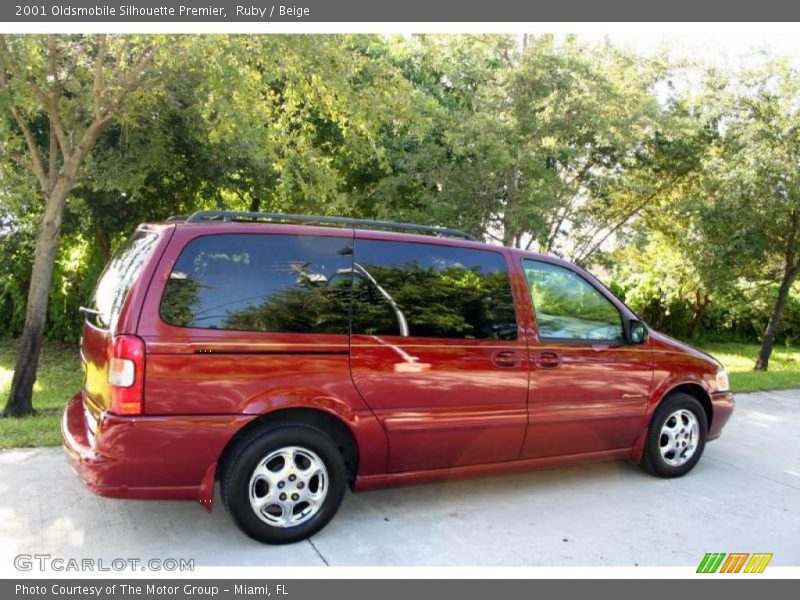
[501,225,516,247]
[501,166,520,247]
[754,263,799,371]
[2,184,69,417]
[687,292,711,339]
[96,226,111,266]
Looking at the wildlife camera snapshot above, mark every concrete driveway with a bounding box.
[1,390,799,566]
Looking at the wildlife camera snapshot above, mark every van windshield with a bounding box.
[89,229,160,330]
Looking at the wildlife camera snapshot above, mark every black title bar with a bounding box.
[3,0,800,22]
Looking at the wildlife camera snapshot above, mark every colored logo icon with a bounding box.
[697,553,773,573]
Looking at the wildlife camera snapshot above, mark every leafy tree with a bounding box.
[0,35,162,416]
[611,232,719,338]
[697,60,800,370]
[192,35,421,216]
[445,36,667,256]
[345,35,515,235]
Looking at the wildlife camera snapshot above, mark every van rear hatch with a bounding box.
[81,227,163,428]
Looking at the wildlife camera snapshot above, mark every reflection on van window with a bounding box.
[91,229,159,330]
[523,260,623,342]
[352,240,518,340]
[160,234,352,334]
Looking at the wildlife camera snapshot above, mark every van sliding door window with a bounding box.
[351,239,517,340]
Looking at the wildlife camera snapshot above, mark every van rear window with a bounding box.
[90,229,160,330]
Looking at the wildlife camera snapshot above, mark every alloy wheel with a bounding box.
[248,445,328,528]
[658,409,700,467]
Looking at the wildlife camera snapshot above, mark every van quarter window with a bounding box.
[523,259,624,342]
[160,233,353,334]
[351,239,518,340]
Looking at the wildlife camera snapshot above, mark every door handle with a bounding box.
[492,351,519,368]
[537,351,561,368]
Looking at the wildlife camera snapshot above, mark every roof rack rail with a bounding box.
[183,210,479,241]
[166,215,188,222]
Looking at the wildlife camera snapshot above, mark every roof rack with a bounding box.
[181,210,479,241]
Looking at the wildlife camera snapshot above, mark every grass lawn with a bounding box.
[698,341,800,394]
[0,337,797,449]
[0,339,81,449]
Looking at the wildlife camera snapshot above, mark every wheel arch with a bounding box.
[217,407,360,487]
[630,380,713,463]
[662,383,713,428]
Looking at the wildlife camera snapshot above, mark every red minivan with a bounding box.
[62,211,734,544]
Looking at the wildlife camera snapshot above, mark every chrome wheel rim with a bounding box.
[248,446,328,528]
[659,409,700,467]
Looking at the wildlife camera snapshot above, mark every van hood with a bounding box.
[648,330,723,370]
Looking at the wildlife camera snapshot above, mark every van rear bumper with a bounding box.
[62,392,255,504]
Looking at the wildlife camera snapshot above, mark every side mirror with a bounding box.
[628,320,648,344]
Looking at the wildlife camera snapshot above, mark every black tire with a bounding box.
[221,425,346,544]
[641,392,708,478]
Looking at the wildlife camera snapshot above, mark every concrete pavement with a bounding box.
[1,390,798,566]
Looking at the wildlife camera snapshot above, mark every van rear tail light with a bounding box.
[108,335,145,415]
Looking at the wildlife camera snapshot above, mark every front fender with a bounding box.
[629,373,711,463]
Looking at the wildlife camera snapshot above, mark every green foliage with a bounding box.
[0,339,82,447]
[0,218,35,336]
[694,60,800,282]
[700,341,800,393]
[610,232,713,337]
[610,231,800,343]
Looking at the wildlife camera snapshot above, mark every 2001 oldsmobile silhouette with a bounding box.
[63,211,734,544]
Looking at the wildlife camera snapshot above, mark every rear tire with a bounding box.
[641,392,708,478]
[221,426,346,544]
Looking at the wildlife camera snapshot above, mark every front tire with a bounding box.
[221,426,346,544]
[641,392,708,478]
